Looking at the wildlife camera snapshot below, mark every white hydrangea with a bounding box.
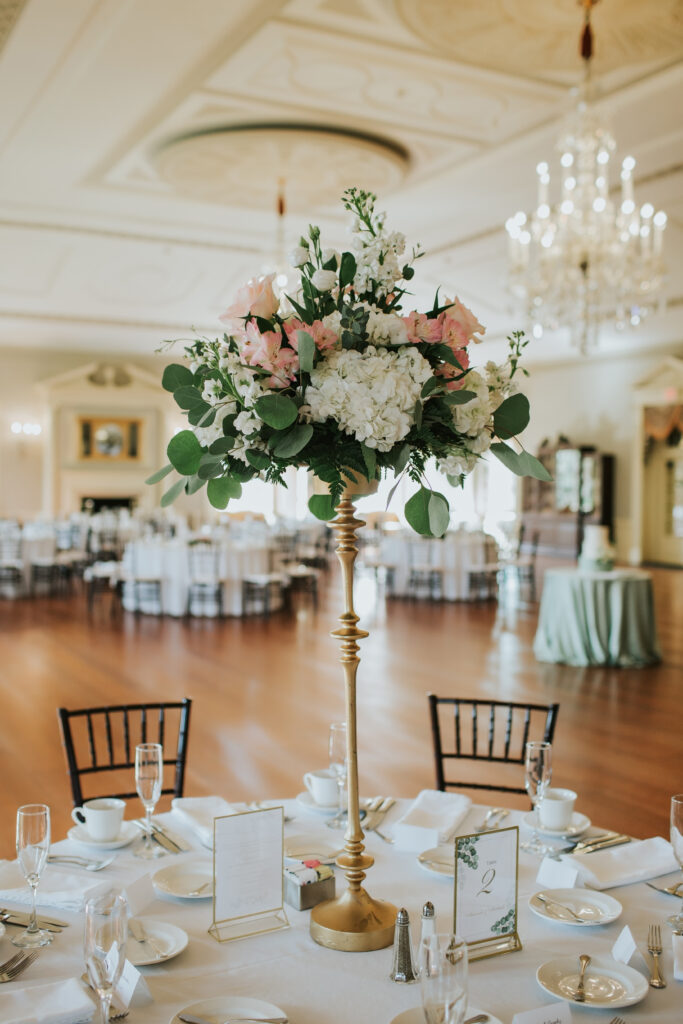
[437,450,479,477]
[451,371,493,438]
[365,307,409,347]
[305,345,431,451]
[322,310,342,335]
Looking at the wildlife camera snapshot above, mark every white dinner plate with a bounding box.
[529,888,622,926]
[295,791,338,816]
[536,954,649,1008]
[417,845,454,876]
[126,917,189,966]
[283,833,343,863]
[67,820,138,850]
[521,811,591,838]
[152,861,214,900]
[0,922,5,940]
[169,995,286,1024]
[390,1005,502,1024]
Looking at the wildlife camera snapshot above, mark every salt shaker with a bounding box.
[420,900,436,951]
[389,907,418,983]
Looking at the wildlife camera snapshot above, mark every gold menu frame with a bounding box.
[453,825,522,962]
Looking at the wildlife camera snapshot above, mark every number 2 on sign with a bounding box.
[477,867,496,896]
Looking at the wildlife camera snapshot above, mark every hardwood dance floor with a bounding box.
[0,565,680,858]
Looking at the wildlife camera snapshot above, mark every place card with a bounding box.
[122,873,155,917]
[453,826,522,961]
[511,1002,573,1024]
[209,806,288,943]
[115,959,152,1009]
[536,855,578,890]
[612,924,637,964]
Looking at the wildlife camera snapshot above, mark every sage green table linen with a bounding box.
[534,567,661,667]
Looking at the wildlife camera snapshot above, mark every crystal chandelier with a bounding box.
[505,0,667,353]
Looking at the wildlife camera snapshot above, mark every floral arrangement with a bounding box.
[151,188,549,536]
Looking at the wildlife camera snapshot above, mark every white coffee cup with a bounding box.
[303,769,339,806]
[539,788,577,831]
[71,798,126,841]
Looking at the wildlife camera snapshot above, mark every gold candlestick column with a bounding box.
[309,496,397,951]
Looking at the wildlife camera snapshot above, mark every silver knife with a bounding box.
[151,822,186,852]
[556,832,620,855]
[133,820,176,853]
[572,835,631,855]
[178,1014,288,1024]
[0,910,63,932]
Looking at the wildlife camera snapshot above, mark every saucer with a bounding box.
[522,811,591,838]
[529,888,622,926]
[67,820,138,850]
[417,845,454,876]
[295,791,339,816]
[170,995,285,1024]
[390,1006,502,1024]
[284,833,343,864]
[152,861,213,900]
[536,954,648,1008]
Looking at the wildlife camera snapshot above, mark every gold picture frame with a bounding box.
[453,826,522,962]
[79,417,142,462]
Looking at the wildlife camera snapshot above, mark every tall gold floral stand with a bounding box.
[309,476,397,951]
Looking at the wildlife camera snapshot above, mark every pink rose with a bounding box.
[441,298,485,344]
[284,318,337,352]
[402,311,442,345]
[219,274,279,331]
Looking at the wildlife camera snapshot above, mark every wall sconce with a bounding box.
[10,421,42,436]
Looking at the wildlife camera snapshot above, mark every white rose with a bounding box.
[312,268,337,292]
[288,246,309,267]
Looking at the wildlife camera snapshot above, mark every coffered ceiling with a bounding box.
[0,0,681,365]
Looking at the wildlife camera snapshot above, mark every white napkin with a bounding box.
[170,796,236,848]
[673,932,683,982]
[0,977,95,1024]
[0,861,108,912]
[392,790,472,851]
[561,836,679,890]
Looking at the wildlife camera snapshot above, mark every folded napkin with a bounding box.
[0,861,108,912]
[673,932,683,982]
[170,796,236,848]
[392,790,472,851]
[562,836,678,890]
[0,977,94,1024]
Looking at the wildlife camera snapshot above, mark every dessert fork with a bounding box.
[0,950,39,983]
[647,923,666,988]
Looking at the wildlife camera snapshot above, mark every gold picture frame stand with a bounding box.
[453,826,522,963]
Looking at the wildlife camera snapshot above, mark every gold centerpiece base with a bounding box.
[309,887,397,952]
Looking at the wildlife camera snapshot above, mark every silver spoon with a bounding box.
[574,953,591,1002]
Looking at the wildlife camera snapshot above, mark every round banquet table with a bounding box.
[1,800,679,1022]
[533,567,662,667]
[379,530,490,600]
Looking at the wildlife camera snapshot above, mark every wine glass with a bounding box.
[419,932,468,1024]
[667,793,683,930]
[12,804,53,948]
[84,890,128,1024]
[134,742,163,858]
[520,741,552,854]
[327,721,348,830]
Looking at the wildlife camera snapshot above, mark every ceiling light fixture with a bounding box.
[505,0,667,354]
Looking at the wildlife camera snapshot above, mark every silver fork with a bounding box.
[0,950,30,974]
[608,1017,626,1024]
[647,923,666,988]
[0,950,39,983]
[364,797,395,843]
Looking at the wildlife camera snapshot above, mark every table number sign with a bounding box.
[453,826,522,961]
[209,806,289,943]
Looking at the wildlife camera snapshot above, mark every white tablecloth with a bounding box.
[380,530,490,600]
[120,539,272,616]
[3,801,678,1022]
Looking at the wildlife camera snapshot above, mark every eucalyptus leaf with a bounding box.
[246,449,272,471]
[187,402,215,427]
[441,389,477,406]
[255,393,299,429]
[360,443,377,480]
[272,423,314,458]
[493,393,530,440]
[209,436,236,455]
[173,385,204,410]
[167,430,202,476]
[207,476,242,509]
[427,491,450,537]
[185,474,206,495]
[145,463,173,485]
[197,455,225,480]
[490,441,523,475]
[162,364,194,392]
[517,449,553,482]
[404,487,433,536]
[308,493,336,521]
[296,331,316,374]
[391,444,411,475]
[160,477,185,508]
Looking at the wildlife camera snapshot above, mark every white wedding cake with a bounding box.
[579,525,615,571]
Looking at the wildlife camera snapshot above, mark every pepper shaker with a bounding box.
[389,907,418,983]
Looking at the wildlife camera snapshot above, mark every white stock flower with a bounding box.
[201,379,223,406]
[193,402,236,447]
[234,410,262,436]
[312,269,337,292]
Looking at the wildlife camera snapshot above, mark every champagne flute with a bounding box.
[667,793,683,930]
[84,890,128,1024]
[134,742,163,858]
[520,740,552,854]
[327,721,348,830]
[12,803,53,948]
[420,932,468,1024]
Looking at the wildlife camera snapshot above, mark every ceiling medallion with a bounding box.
[153,124,409,211]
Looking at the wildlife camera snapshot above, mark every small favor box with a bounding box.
[284,859,335,911]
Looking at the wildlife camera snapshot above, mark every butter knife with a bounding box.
[572,835,631,856]
[556,832,620,855]
[0,910,63,932]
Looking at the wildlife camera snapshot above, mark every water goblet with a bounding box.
[520,740,553,854]
[11,803,53,948]
[667,793,683,930]
[134,742,163,858]
[84,890,128,1024]
[327,721,348,830]
[419,932,469,1024]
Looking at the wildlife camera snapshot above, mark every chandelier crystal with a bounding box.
[505,2,667,354]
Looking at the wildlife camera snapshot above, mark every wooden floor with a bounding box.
[0,564,680,859]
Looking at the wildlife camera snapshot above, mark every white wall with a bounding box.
[521,340,683,560]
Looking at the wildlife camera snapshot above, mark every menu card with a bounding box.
[209,807,289,942]
[453,826,522,961]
